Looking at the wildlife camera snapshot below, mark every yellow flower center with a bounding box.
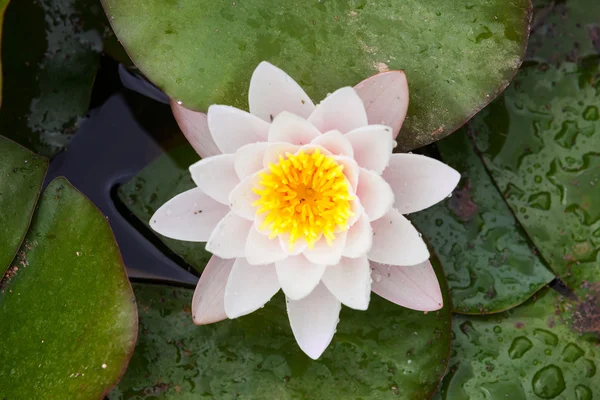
[252,148,354,248]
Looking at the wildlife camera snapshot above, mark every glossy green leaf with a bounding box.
[111,256,450,400]
[103,0,530,150]
[436,287,599,400]
[410,130,554,314]
[0,178,138,399]
[469,60,600,294]
[0,135,48,275]
[0,0,9,108]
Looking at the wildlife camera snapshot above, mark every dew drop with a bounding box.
[562,342,584,363]
[575,385,592,400]
[508,336,533,359]
[166,209,173,216]
[373,273,383,283]
[532,365,565,398]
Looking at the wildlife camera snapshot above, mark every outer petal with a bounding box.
[207,105,270,154]
[354,71,409,139]
[321,256,371,310]
[370,260,443,311]
[356,168,394,221]
[382,153,461,215]
[235,142,268,179]
[268,111,321,145]
[229,174,260,220]
[311,130,354,157]
[275,255,325,300]
[245,226,288,265]
[249,61,316,121]
[189,154,239,205]
[369,209,429,266]
[304,231,347,266]
[345,125,394,174]
[286,282,341,360]
[224,258,280,318]
[170,100,221,158]
[206,212,253,259]
[342,213,373,258]
[192,256,233,325]
[308,87,368,133]
[150,187,228,242]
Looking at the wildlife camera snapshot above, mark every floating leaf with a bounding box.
[0,135,47,275]
[0,178,138,399]
[103,0,531,150]
[411,130,554,314]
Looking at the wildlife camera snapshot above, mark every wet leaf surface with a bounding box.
[0,178,137,399]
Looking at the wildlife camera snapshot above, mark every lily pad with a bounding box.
[469,60,600,294]
[102,0,530,150]
[111,255,450,400]
[0,178,138,399]
[410,130,554,314]
[436,287,599,400]
[0,135,48,275]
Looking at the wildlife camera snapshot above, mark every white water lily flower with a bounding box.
[151,62,460,360]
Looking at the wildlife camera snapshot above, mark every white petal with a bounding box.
[189,154,239,205]
[279,235,309,255]
[150,188,229,242]
[224,258,280,318]
[206,212,253,259]
[354,71,409,139]
[207,105,269,154]
[275,255,325,300]
[311,130,354,157]
[245,226,288,265]
[263,142,301,167]
[192,256,233,325]
[286,282,341,360]
[268,111,321,145]
[356,168,394,221]
[235,142,268,179]
[369,209,429,266]
[170,100,221,158]
[249,61,315,121]
[229,174,260,220]
[345,125,394,174]
[370,260,443,311]
[333,155,359,191]
[342,213,373,258]
[322,256,371,310]
[304,231,347,266]
[382,153,461,214]
[308,87,368,133]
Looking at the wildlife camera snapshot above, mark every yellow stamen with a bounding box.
[253,148,354,249]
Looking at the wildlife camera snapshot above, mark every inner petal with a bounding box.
[252,147,355,249]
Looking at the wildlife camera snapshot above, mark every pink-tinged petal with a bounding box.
[333,155,359,191]
[275,255,325,300]
[345,125,394,174]
[189,154,240,205]
[170,100,221,158]
[382,153,461,215]
[279,235,309,256]
[192,255,233,325]
[369,209,429,266]
[354,71,409,139]
[342,213,373,258]
[229,174,260,220]
[263,142,301,167]
[286,282,341,360]
[322,256,371,310]
[311,130,354,157]
[235,142,268,179]
[308,87,368,133]
[370,260,443,311]
[150,187,228,242]
[224,258,280,318]
[206,212,253,259]
[207,105,269,154]
[249,61,315,121]
[304,231,347,266]
[245,226,288,265]
[268,112,321,145]
[356,168,394,221]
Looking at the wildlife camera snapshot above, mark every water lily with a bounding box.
[151,62,460,359]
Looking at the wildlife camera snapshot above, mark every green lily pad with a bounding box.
[0,178,138,399]
[0,135,48,275]
[410,130,554,314]
[0,0,9,107]
[436,287,599,400]
[111,255,450,400]
[103,0,530,150]
[469,60,600,294]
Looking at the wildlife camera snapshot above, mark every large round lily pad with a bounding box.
[102,0,530,150]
